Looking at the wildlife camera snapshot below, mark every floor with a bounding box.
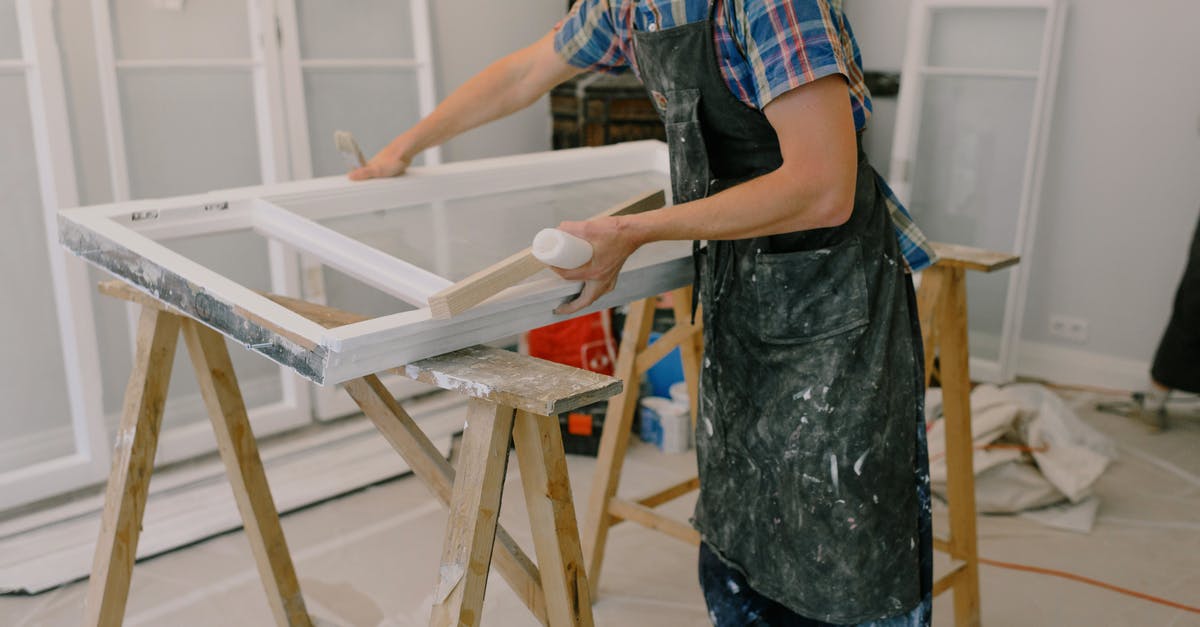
[1,393,1197,626]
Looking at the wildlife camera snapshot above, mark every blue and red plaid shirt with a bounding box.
[554,0,936,271]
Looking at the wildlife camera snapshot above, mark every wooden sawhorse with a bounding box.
[582,245,1018,627]
[85,280,622,627]
[917,242,1019,627]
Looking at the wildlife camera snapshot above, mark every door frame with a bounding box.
[87,0,311,464]
[0,0,110,511]
[890,0,1067,382]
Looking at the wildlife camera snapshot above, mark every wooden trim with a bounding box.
[427,189,666,319]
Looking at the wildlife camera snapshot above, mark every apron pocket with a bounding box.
[662,88,710,202]
[754,236,869,344]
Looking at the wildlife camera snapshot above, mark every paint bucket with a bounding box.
[641,396,690,454]
[638,397,667,447]
[669,380,690,408]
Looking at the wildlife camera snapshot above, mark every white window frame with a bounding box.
[59,142,690,386]
[88,0,311,463]
[273,0,445,418]
[0,0,109,511]
[890,0,1066,382]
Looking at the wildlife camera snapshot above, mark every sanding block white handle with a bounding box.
[532,228,593,269]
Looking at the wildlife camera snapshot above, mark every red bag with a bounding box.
[524,311,616,375]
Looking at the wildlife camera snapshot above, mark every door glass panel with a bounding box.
[110,0,250,60]
[909,75,1037,360]
[0,76,78,473]
[295,0,414,59]
[119,71,262,197]
[311,171,672,282]
[927,8,1046,72]
[0,1,20,59]
[154,232,283,431]
[303,69,424,175]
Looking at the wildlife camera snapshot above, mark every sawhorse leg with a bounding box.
[346,376,595,626]
[84,307,180,626]
[918,266,981,627]
[84,305,311,626]
[431,399,516,626]
[582,287,703,599]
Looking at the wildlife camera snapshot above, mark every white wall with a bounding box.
[847,0,1200,389]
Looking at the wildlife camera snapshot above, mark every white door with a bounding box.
[891,0,1066,382]
[274,0,443,419]
[0,0,109,510]
[88,0,310,464]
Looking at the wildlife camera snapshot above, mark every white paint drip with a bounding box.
[853,450,869,476]
[830,453,839,494]
[792,387,813,401]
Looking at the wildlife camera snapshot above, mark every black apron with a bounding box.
[632,7,924,624]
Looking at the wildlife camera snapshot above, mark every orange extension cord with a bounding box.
[977,556,1200,615]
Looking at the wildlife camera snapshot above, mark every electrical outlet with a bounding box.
[1049,314,1089,344]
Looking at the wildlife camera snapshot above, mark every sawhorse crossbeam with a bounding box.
[85,280,622,627]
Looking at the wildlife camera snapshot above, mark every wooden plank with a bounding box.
[428,189,666,319]
[341,376,547,624]
[400,345,622,417]
[581,296,657,597]
[930,242,1019,273]
[606,499,700,546]
[180,319,311,627]
[936,267,983,627]
[512,411,594,627]
[84,306,180,627]
[431,399,515,627]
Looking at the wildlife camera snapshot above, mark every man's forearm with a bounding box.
[386,32,580,162]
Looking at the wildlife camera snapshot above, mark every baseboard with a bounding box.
[1016,341,1149,392]
[0,392,465,594]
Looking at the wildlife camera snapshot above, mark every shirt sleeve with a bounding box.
[553,0,631,74]
[729,0,857,109]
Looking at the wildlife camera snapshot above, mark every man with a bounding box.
[352,1,936,624]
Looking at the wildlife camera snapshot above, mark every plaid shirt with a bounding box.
[554,0,936,271]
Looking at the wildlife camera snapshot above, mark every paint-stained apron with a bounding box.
[631,8,931,625]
